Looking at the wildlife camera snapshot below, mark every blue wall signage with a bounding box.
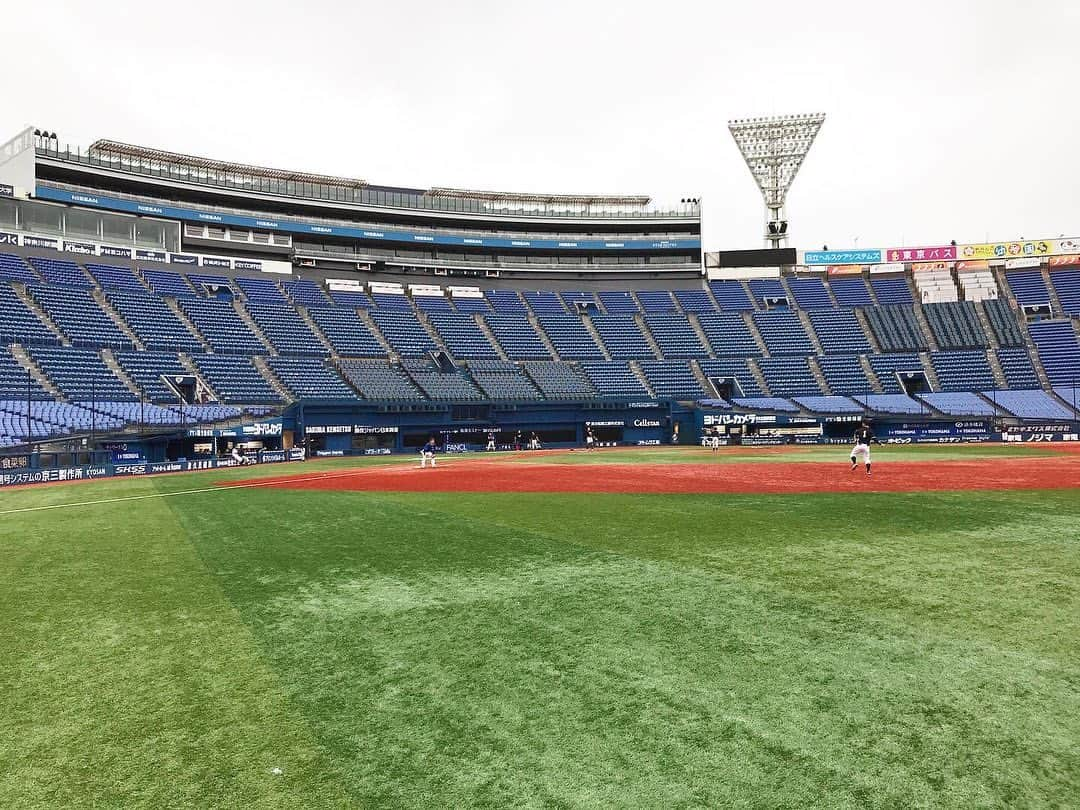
[36,186,701,253]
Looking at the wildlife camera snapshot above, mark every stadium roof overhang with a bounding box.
[87,139,369,189]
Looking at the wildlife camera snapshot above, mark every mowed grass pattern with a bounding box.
[1,448,1078,807]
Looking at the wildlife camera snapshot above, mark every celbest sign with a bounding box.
[885,245,957,263]
[36,186,701,253]
[803,249,883,265]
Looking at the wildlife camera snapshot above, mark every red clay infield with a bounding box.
[232,451,1080,495]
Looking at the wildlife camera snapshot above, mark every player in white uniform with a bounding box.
[850,423,881,475]
[585,426,596,451]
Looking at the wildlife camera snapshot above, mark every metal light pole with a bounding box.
[728,114,826,249]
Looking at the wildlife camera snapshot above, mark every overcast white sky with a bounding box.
[3,0,1077,250]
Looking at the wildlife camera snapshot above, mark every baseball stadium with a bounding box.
[1,99,1079,805]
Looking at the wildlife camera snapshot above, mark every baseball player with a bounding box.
[486,430,496,451]
[420,436,437,468]
[585,426,596,451]
[850,421,881,475]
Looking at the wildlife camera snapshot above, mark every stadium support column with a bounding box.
[26,367,31,451]
[728,114,825,249]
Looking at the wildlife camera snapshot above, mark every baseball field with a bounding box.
[2,443,1078,807]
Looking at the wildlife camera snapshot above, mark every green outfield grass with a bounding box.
[1,447,1077,808]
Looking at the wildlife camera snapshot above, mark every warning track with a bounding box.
[230,454,1080,495]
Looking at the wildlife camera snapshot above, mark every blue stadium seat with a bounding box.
[696,312,760,357]
[870,275,913,305]
[591,315,654,359]
[484,314,551,359]
[29,285,133,349]
[1049,269,1080,316]
[467,359,541,400]
[637,360,706,399]
[107,289,204,352]
[852,393,929,415]
[698,358,764,397]
[708,281,754,311]
[179,298,265,354]
[1028,320,1080,386]
[338,360,424,400]
[486,290,527,313]
[369,310,437,357]
[597,291,639,314]
[929,350,995,392]
[427,313,500,358]
[995,347,1040,389]
[0,253,39,283]
[308,307,385,356]
[523,291,566,314]
[28,256,91,288]
[807,309,870,354]
[189,354,282,404]
[113,350,191,403]
[0,282,60,346]
[401,358,482,400]
[792,395,864,414]
[143,269,197,298]
[328,289,373,309]
[828,276,873,307]
[816,355,873,395]
[643,314,708,358]
[523,361,595,399]
[672,288,715,313]
[731,396,799,412]
[536,315,604,360]
[450,295,491,314]
[748,279,787,306]
[85,264,143,291]
[30,346,136,401]
[755,356,824,396]
[787,277,832,309]
[1005,271,1050,307]
[751,310,814,356]
[636,290,678,313]
[237,276,287,303]
[918,392,999,416]
[268,356,358,399]
[246,302,327,356]
[984,389,1075,420]
[283,279,331,307]
[579,361,649,398]
[869,354,925,393]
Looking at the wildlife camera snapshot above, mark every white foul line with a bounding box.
[0,467,390,516]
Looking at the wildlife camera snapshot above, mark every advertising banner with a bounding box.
[911,261,952,272]
[956,260,989,272]
[959,239,1053,260]
[169,254,199,266]
[0,183,13,198]
[804,249,882,265]
[99,245,132,259]
[826,264,866,275]
[868,262,905,274]
[1004,257,1042,270]
[1049,255,1080,267]
[23,235,58,249]
[885,245,957,263]
[135,249,167,262]
[0,231,18,247]
[63,240,96,255]
[202,256,232,268]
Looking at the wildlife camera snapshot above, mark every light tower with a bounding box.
[728,113,825,249]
